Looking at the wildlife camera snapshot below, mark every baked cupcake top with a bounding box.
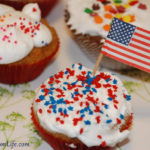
[66,0,150,37]
[0,3,52,64]
[33,64,132,147]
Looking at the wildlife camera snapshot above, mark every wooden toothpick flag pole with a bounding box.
[92,53,104,76]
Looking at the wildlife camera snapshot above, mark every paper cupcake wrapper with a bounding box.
[31,106,111,150]
[64,10,133,70]
[0,0,59,17]
[0,41,60,84]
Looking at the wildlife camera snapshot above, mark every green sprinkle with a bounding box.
[114,0,122,3]
[84,8,93,14]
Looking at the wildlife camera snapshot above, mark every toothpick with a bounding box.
[92,53,104,76]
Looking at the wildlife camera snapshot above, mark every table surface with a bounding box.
[0,0,150,150]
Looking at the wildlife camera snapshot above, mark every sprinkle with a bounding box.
[97,135,102,139]
[94,15,103,24]
[14,41,18,44]
[104,5,113,11]
[120,114,124,120]
[47,110,51,113]
[130,15,135,22]
[106,119,112,124]
[104,13,113,19]
[122,15,131,23]
[35,99,41,103]
[126,95,131,101]
[115,13,122,19]
[68,106,74,111]
[103,24,111,31]
[116,118,121,124]
[116,5,126,13]
[84,120,91,125]
[113,79,117,84]
[39,109,43,114]
[129,0,139,6]
[39,95,45,100]
[109,7,117,14]
[96,116,101,124]
[84,8,93,14]
[138,3,147,10]
[104,104,109,109]
[101,141,106,147]
[107,97,112,101]
[114,0,122,3]
[80,128,84,134]
[44,101,50,106]
[90,12,98,17]
[32,7,37,12]
[92,4,100,10]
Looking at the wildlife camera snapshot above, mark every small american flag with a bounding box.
[101,18,150,73]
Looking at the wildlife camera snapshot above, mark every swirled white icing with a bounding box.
[33,64,133,147]
[0,3,52,64]
[66,0,150,37]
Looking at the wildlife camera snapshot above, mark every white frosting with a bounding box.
[33,64,133,147]
[0,3,52,64]
[67,0,150,37]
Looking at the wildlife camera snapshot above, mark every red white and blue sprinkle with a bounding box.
[35,63,132,147]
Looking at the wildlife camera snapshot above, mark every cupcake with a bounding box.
[0,3,59,84]
[0,0,59,17]
[31,63,133,150]
[65,0,150,70]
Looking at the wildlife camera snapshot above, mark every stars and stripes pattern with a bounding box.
[101,18,150,73]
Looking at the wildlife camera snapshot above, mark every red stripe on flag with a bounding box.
[136,27,150,34]
[129,43,150,53]
[102,45,150,66]
[131,38,150,47]
[105,40,150,59]
[134,32,150,41]
[101,51,150,73]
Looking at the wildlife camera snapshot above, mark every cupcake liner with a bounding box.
[64,10,133,70]
[0,41,60,84]
[31,106,111,150]
[0,0,59,17]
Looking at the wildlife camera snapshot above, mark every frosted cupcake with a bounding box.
[0,3,59,84]
[0,0,59,17]
[65,0,150,70]
[31,64,133,150]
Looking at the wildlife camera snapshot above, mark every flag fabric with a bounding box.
[101,18,150,73]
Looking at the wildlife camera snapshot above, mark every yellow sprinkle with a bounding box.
[128,0,137,2]
[115,13,123,19]
[123,4,130,8]
[113,3,121,7]
[123,15,131,23]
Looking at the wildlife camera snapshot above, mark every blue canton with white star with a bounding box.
[107,18,136,46]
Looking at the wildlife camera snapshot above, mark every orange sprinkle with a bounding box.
[104,5,113,11]
[9,14,12,17]
[3,15,6,18]
[103,24,111,31]
[104,13,113,19]
[0,19,4,22]
[130,15,135,22]
[94,15,103,24]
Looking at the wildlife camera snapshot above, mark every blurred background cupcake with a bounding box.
[0,0,59,17]
[65,0,150,70]
[0,3,60,84]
